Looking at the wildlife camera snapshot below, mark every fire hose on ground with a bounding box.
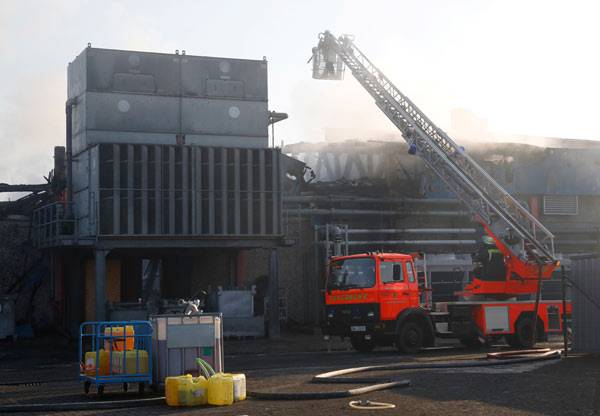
[247,348,560,400]
[0,349,562,412]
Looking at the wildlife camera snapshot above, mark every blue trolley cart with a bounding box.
[79,320,153,395]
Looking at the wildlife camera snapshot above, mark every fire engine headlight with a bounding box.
[328,311,334,319]
[367,310,375,318]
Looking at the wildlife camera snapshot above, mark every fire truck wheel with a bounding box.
[350,335,375,353]
[396,321,424,354]
[513,316,545,348]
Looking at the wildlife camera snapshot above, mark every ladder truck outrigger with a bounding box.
[313,31,571,353]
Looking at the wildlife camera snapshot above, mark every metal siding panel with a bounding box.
[572,257,600,352]
[112,144,120,234]
[127,144,134,234]
[141,145,149,234]
[90,146,99,235]
[81,129,268,151]
[69,48,269,152]
[221,148,228,234]
[182,146,189,234]
[84,49,179,95]
[259,149,266,235]
[277,150,283,235]
[85,92,180,133]
[234,148,241,234]
[155,146,162,234]
[67,49,87,98]
[181,55,267,100]
[247,149,253,235]
[182,98,267,137]
[194,147,202,234]
[73,148,91,236]
[184,133,267,149]
[190,147,196,233]
[208,148,215,234]
[168,147,175,234]
[271,149,278,235]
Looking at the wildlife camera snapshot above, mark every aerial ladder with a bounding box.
[311,31,560,299]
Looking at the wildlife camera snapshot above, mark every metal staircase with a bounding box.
[312,31,555,263]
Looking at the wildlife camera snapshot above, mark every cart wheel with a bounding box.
[138,383,145,394]
[84,381,91,394]
[97,385,104,396]
[123,382,128,392]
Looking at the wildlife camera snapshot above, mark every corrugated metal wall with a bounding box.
[90,143,282,237]
[570,256,600,352]
[68,48,269,154]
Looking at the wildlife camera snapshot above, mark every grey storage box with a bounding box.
[150,313,223,386]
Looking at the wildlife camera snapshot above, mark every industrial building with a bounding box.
[0,45,598,339]
[1,46,290,338]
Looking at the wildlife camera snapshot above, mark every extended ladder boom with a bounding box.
[312,31,556,267]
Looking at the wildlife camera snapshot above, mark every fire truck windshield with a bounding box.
[328,258,375,290]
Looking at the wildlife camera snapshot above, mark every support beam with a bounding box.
[0,184,49,193]
[284,208,469,217]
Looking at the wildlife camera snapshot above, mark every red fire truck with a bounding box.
[312,32,571,352]
[324,252,570,353]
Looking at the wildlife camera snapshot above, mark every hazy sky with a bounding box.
[1,0,599,186]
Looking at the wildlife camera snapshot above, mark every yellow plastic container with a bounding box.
[104,325,135,351]
[165,374,208,406]
[110,349,149,374]
[232,374,246,401]
[84,350,110,376]
[207,373,234,406]
[166,375,192,406]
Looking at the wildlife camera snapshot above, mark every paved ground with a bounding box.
[1,334,599,415]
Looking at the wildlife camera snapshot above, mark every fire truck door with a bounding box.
[405,261,420,307]
[379,259,410,320]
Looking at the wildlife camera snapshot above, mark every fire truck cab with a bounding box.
[324,252,435,353]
